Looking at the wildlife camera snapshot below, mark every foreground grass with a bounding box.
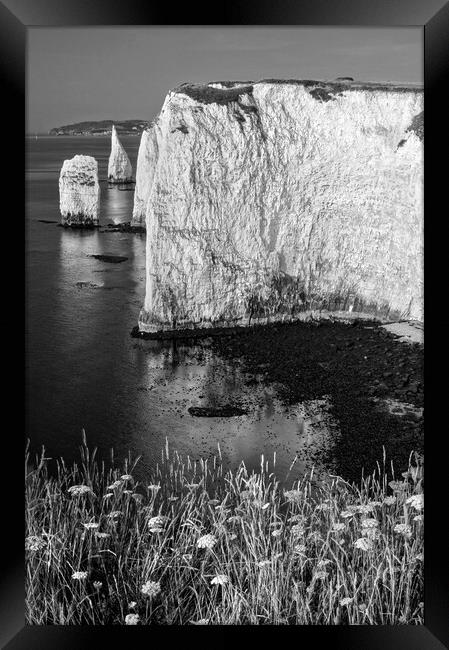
[25,435,424,625]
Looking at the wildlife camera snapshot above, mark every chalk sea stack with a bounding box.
[136,79,423,334]
[131,127,159,228]
[59,155,100,228]
[108,124,133,184]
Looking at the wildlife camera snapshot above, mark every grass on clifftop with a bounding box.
[25,434,424,625]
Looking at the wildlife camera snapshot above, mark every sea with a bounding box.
[25,135,330,484]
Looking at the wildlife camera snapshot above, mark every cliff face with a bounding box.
[108,125,133,183]
[137,80,423,333]
[59,154,100,227]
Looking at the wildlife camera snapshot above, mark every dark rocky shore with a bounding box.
[210,319,423,482]
[132,318,423,482]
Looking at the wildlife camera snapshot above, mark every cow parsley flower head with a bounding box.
[340,597,353,607]
[210,574,229,586]
[394,523,412,538]
[283,489,302,503]
[72,571,88,580]
[83,522,99,530]
[361,518,379,529]
[68,485,94,497]
[197,534,217,549]
[191,618,210,625]
[389,480,407,492]
[291,524,305,537]
[406,494,424,511]
[141,580,161,598]
[383,496,396,506]
[25,535,47,552]
[147,516,167,529]
[125,613,140,625]
[354,537,373,551]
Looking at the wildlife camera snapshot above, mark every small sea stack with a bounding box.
[108,124,133,184]
[59,155,100,228]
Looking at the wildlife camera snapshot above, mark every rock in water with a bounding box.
[59,155,100,228]
[136,80,424,334]
[131,126,159,228]
[108,124,133,183]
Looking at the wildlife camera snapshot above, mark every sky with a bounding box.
[27,27,423,133]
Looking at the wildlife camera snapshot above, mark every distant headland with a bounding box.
[49,119,149,136]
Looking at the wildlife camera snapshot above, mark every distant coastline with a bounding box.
[45,119,149,136]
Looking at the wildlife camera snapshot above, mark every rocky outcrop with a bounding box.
[108,125,133,183]
[59,155,100,227]
[131,126,159,227]
[137,79,423,333]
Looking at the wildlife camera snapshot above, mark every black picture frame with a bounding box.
[2,0,448,647]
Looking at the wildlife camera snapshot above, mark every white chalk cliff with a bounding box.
[137,80,423,333]
[59,154,100,227]
[108,125,133,183]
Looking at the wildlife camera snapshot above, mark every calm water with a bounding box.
[26,136,332,483]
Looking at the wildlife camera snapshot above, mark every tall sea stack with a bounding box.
[136,79,423,333]
[131,127,159,228]
[59,155,100,228]
[108,124,133,184]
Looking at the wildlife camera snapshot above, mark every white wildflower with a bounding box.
[68,485,94,497]
[72,571,88,580]
[191,618,210,625]
[361,518,379,529]
[406,494,424,511]
[291,524,305,537]
[196,534,217,549]
[141,580,161,598]
[210,574,229,586]
[82,522,99,530]
[383,496,397,506]
[389,480,408,492]
[25,535,47,552]
[394,523,412,538]
[283,489,302,503]
[332,523,345,532]
[340,597,353,606]
[125,613,140,625]
[147,516,167,529]
[354,537,373,551]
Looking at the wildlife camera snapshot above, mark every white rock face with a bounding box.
[137,80,423,333]
[59,154,100,227]
[131,125,160,227]
[108,125,133,183]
